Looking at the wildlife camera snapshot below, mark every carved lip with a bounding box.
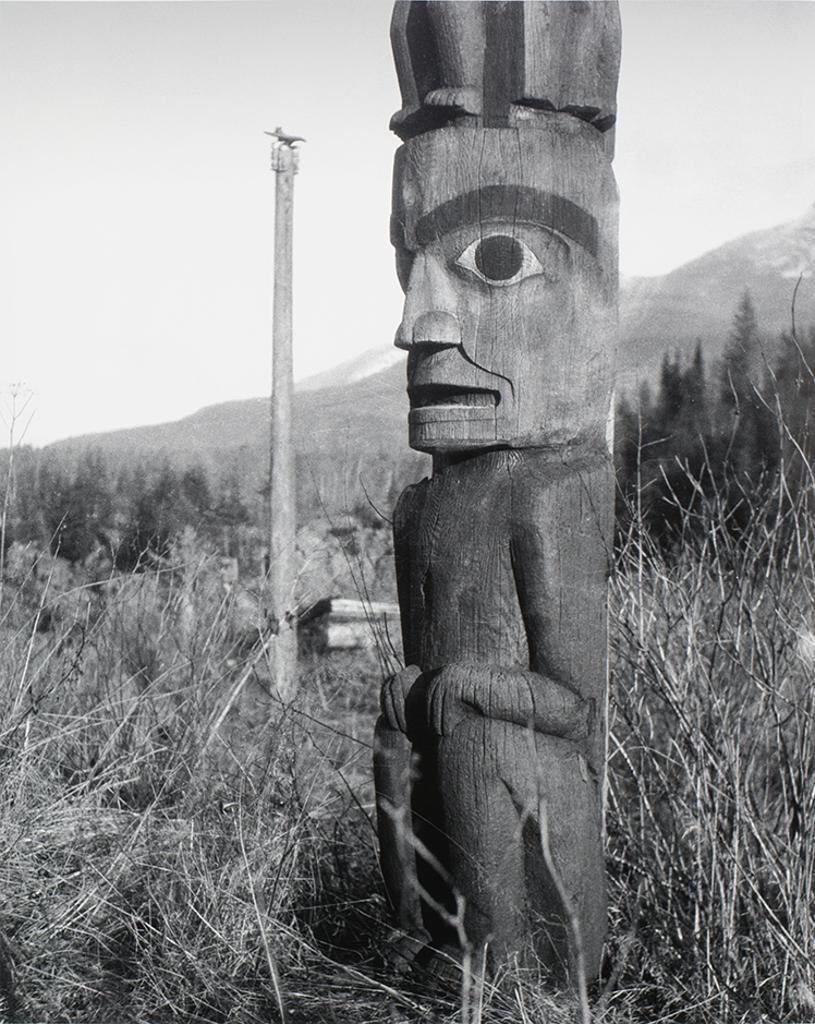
[408,385,499,409]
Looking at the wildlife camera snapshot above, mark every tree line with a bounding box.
[1,451,254,571]
[615,292,815,547]
[2,292,813,571]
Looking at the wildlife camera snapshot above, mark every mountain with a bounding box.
[46,203,815,516]
[296,346,403,393]
[50,355,426,522]
[619,203,815,387]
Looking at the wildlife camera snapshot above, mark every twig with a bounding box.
[237,787,289,1024]
[538,798,591,1024]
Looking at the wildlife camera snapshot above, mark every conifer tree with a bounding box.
[719,291,761,412]
[717,292,768,481]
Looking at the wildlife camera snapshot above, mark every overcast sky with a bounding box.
[2,1,814,446]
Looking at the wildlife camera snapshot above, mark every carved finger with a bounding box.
[380,677,408,733]
[428,685,451,736]
[427,678,469,737]
[380,665,423,733]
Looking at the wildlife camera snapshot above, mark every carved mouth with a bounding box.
[408,385,500,409]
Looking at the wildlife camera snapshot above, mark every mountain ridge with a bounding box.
[43,203,815,516]
[618,202,815,386]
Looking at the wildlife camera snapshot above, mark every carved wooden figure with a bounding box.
[375,0,620,982]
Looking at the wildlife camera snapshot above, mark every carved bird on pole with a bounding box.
[264,126,306,147]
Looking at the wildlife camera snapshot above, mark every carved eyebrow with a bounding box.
[410,185,598,258]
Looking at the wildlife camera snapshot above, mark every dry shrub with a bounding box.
[0,539,389,1023]
[0,465,814,1022]
[605,468,815,1023]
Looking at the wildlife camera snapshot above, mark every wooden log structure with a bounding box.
[374,0,620,984]
[300,597,401,652]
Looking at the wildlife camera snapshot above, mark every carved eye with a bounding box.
[455,233,544,286]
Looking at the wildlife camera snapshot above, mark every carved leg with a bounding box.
[436,718,607,980]
[373,714,428,955]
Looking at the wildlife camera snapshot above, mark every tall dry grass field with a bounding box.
[0,463,813,1022]
[607,467,815,1023]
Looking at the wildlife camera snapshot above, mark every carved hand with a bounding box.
[380,664,423,734]
[425,663,593,739]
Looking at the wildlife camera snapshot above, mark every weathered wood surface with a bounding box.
[375,449,612,971]
[376,0,620,984]
[269,141,298,699]
[391,1,620,139]
[391,119,617,453]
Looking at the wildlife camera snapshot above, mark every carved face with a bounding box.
[392,121,618,453]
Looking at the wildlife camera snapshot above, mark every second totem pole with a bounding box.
[374,0,620,981]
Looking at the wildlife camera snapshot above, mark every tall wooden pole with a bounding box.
[268,131,301,700]
[374,1,620,985]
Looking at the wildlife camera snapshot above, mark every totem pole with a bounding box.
[374,1,620,981]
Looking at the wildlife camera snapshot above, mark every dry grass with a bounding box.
[605,475,815,1024]
[0,535,391,1023]
[0,465,814,1022]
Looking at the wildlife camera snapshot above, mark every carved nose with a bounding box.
[397,311,460,352]
[394,252,461,351]
[395,310,461,351]
[397,307,460,352]
[414,311,461,348]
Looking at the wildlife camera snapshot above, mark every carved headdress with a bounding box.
[391,1,620,141]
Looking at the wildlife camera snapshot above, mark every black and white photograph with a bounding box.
[1,2,814,1022]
